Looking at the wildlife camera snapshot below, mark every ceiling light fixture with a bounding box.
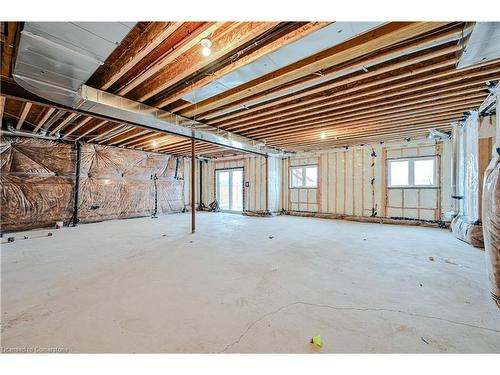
[152,140,159,148]
[200,38,212,57]
[320,132,327,139]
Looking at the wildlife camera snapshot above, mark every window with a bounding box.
[290,165,318,188]
[387,157,437,188]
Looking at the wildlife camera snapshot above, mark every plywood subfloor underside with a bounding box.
[1,213,499,353]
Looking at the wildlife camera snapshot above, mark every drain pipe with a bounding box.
[199,159,203,208]
[72,141,81,226]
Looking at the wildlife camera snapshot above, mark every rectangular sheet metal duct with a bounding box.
[458,22,500,69]
[13,22,282,157]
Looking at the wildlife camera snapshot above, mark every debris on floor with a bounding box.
[428,256,434,261]
[444,259,460,266]
[311,335,323,348]
[271,266,279,272]
[421,337,430,344]
[268,236,274,239]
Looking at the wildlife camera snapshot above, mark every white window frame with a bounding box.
[289,164,319,189]
[387,156,438,188]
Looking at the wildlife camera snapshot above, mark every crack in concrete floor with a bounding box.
[220,301,500,352]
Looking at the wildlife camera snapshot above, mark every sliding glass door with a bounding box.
[216,168,243,212]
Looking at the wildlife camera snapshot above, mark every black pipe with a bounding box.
[71,141,81,226]
[199,159,203,206]
[174,157,180,179]
[152,173,158,218]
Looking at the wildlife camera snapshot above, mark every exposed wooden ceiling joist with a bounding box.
[112,22,222,96]
[0,96,5,120]
[125,22,280,103]
[228,63,500,138]
[210,45,462,129]
[3,21,500,156]
[178,22,452,118]
[49,112,79,135]
[155,22,330,109]
[93,22,184,91]
[15,102,32,130]
[62,116,93,138]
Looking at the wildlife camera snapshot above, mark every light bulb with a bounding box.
[152,140,159,147]
[320,132,327,139]
[202,46,211,56]
[200,38,212,57]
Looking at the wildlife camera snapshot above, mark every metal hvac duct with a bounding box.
[3,123,61,141]
[12,22,282,156]
[457,22,500,69]
[427,128,451,140]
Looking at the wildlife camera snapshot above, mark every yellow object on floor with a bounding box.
[311,335,323,348]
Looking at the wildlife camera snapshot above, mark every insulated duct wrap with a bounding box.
[0,136,185,231]
[482,148,500,307]
[0,137,75,231]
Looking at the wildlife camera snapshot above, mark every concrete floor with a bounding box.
[1,212,499,353]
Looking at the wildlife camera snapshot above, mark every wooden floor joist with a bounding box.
[2,21,500,156]
[15,102,32,130]
[178,22,452,118]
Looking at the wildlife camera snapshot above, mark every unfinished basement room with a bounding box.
[1,13,500,362]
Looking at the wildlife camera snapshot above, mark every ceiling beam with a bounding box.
[15,102,32,130]
[33,107,56,132]
[250,99,483,141]
[261,108,477,146]
[117,132,157,147]
[127,22,279,103]
[211,46,461,128]
[75,120,109,141]
[267,122,456,149]
[242,94,485,139]
[49,112,79,135]
[0,96,5,121]
[228,64,500,133]
[239,92,487,138]
[199,23,464,122]
[155,22,330,109]
[87,124,126,143]
[104,128,150,146]
[114,22,223,96]
[62,116,93,138]
[179,22,452,118]
[94,22,183,90]
[279,125,455,150]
